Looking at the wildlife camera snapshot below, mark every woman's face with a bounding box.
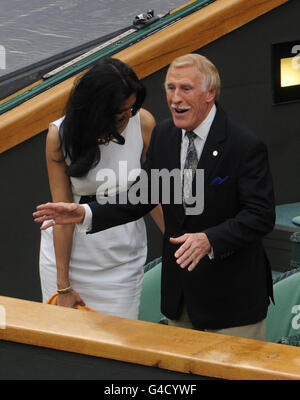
[115,93,137,133]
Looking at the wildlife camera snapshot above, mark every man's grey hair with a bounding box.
[165,53,221,99]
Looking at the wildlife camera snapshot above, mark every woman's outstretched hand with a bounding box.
[33,202,86,230]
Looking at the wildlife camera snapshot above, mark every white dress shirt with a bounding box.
[180,104,216,172]
[180,104,216,259]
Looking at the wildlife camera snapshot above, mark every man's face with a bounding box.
[165,65,215,131]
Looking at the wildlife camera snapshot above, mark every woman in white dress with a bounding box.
[39,57,164,319]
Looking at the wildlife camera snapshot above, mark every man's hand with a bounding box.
[169,233,211,271]
[33,202,85,230]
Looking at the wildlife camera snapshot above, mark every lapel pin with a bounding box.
[212,150,218,157]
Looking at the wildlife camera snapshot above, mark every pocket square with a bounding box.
[292,216,300,227]
[209,176,229,186]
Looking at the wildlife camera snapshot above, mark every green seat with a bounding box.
[138,257,165,323]
[266,268,300,345]
[139,259,300,346]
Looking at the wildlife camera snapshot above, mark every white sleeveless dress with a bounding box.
[39,113,147,319]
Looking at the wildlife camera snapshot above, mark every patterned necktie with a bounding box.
[183,131,198,207]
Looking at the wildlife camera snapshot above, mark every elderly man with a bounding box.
[34,54,275,340]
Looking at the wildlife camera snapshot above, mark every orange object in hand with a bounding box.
[46,294,96,312]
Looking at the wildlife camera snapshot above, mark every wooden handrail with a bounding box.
[119,0,288,78]
[0,0,288,154]
[1,295,300,380]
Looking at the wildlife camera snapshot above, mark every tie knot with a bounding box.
[185,131,197,141]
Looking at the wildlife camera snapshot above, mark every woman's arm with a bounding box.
[46,124,85,308]
[140,109,165,234]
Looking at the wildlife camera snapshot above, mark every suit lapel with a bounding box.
[165,109,228,223]
[166,124,185,222]
[167,124,182,170]
[197,106,228,185]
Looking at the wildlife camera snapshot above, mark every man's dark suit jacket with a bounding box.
[88,105,275,330]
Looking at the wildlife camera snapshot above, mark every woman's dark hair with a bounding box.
[60,57,146,177]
